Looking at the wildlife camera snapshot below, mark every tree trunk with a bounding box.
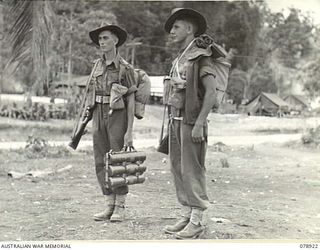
[131,46,135,67]
[242,82,248,101]
[67,9,73,96]
[0,2,3,101]
[68,38,72,94]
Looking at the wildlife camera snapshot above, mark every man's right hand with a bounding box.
[191,123,205,143]
[84,105,94,119]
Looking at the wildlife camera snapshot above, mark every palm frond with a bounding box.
[5,0,54,91]
[5,1,31,68]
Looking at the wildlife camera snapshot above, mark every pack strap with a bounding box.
[118,58,131,83]
[118,58,136,98]
[125,85,138,97]
[170,39,195,78]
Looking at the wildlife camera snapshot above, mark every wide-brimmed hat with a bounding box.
[89,24,127,47]
[164,8,207,36]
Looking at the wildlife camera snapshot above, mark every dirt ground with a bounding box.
[0,105,320,241]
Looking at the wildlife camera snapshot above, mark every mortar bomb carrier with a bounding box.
[107,147,147,188]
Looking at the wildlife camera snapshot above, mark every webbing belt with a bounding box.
[95,95,110,104]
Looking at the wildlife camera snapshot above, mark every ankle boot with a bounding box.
[164,217,189,234]
[164,206,191,234]
[93,194,115,221]
[110,194,126,222]
[175,221,205,239]
[175,208,205,239]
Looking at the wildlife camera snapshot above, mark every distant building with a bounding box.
[284,95,310,112]
[245,92,291,117]
[149,76,164,102]
[50,74,91,99]
[50,74,87,89]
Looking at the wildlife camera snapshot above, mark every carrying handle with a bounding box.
[121,145,136,152]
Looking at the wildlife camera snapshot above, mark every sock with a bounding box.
[190,208,203,225]
[115,194,126,207]
[181,205,192,219]
[105,194,115,206]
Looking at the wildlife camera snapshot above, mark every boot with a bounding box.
[164,217,189,235]
[164,206,191,234]
[110,194,126,222]
[175,208,205,239]
[175,221,205,239]
[93,194,115,221]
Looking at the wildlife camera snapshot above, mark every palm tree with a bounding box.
[0,2,4,98]
[5,0,55,95]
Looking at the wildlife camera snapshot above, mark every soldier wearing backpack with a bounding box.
[162,8,231,239]
[84,23,138,222]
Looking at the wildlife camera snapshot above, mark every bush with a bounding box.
[24,136,70,159]
[301,125,320,147]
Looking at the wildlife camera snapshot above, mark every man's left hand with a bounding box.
[192,124,205,143]
[124,131,133,147]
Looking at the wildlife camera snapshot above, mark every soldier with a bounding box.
[85,23,136,222]
[163,8,222,239]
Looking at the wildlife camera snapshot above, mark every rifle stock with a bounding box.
[68,113,92,150]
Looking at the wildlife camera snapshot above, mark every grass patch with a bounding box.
[1,136,71,159]
[0,123,13,130]
[0,117,74,141]
[253,128,301,134]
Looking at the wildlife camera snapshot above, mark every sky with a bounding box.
[265,0,320,24]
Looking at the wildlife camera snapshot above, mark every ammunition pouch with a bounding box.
[167,77,186,110]
[110,84,127,110]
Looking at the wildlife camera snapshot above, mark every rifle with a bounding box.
[68,109,92,150]
[68,61,99,150]
[157,104,169,154]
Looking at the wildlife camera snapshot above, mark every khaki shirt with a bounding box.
[168,42,216,110]
[172,42,217,82]
[86,53,133,107]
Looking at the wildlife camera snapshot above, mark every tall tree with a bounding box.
[229,62,259,102]
[109,1,178,75]
[297,28,320,100]
[265,8,314,68]
[263,7,315,96]
[51,0,117,79]
[0,1,4,97]
[210,1,262,71]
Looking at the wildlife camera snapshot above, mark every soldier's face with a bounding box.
[98,30,118,53]
[169,20,189,44]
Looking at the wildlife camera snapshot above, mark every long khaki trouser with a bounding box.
[92,103,128,195]
[169,117,209,210]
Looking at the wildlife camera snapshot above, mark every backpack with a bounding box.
[133,69,151,119]
[196,36,232,110]
[210,56,231,109]
[118,59,151,119]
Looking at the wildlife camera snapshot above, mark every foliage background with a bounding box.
[0,0,319,105]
